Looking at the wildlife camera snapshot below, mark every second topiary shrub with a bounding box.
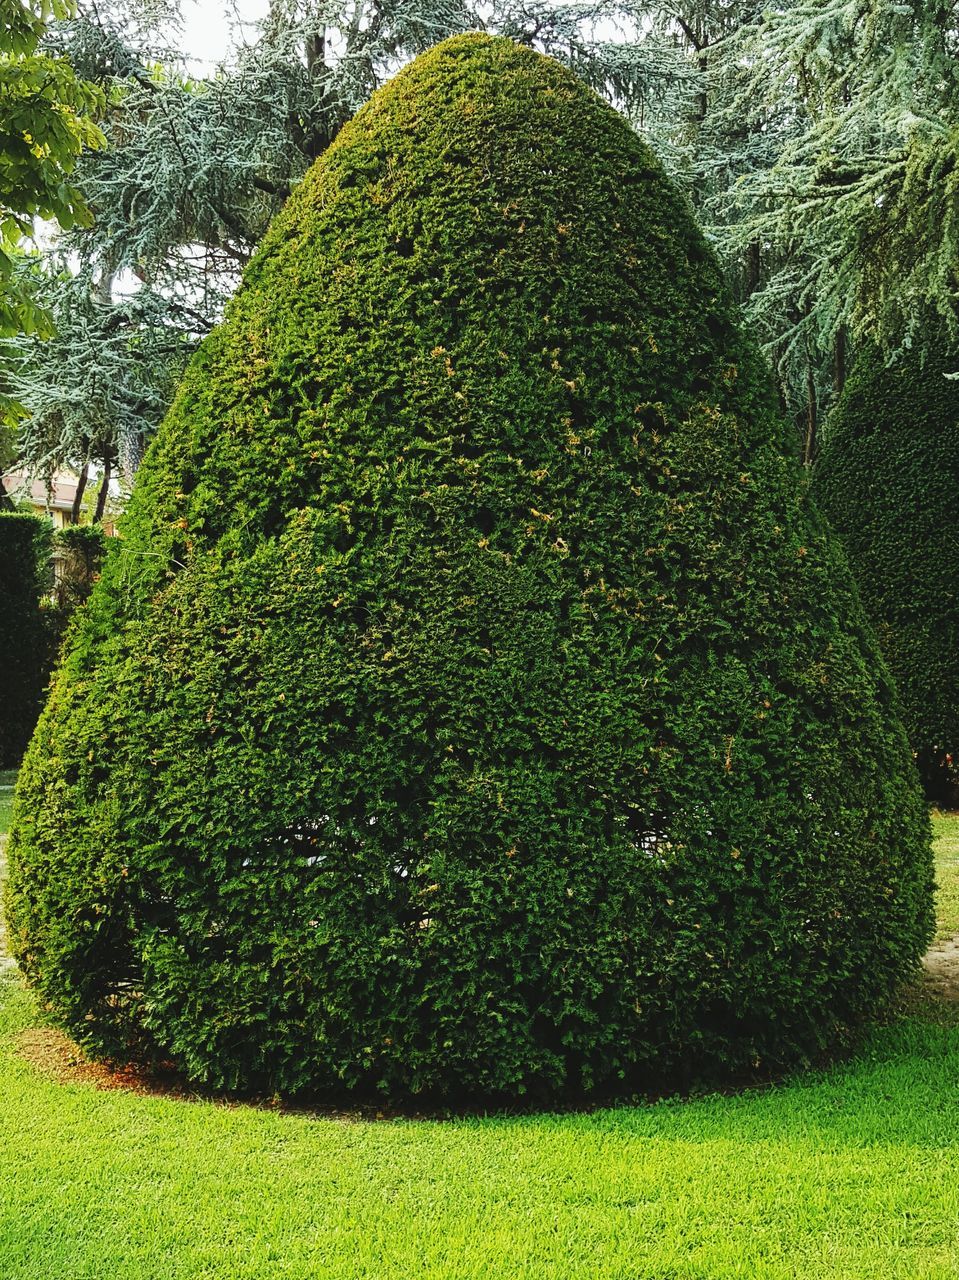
[814,343,959,801]
[6,36,933,1101]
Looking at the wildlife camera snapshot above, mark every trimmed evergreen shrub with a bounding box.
[52,523,109,611]
[814,344,959,802]
[6,36,933,1101]
[0,513,52,767]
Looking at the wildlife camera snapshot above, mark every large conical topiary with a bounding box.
[814,343,959,802]
[6,36,932,1101]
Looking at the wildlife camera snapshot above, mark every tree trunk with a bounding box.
[305,28,325,74]
[119,429,146,482]
[744,240,761,300]
[834,325,847,398]
[94,454,112,523]
[70,460,90,524]
[803,359,817,467]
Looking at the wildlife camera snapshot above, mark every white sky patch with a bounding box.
[178,0,271,71]
[171,2,631,71]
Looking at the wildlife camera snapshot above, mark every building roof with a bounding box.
[2,469,82,513]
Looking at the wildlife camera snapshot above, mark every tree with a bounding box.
[8,0,692,482]
[813,341,959,803]
[6,35,932,1101]
[0,0,103,337]
[703,0,959,457]
[15,0,958,479]
[3,258,188,504]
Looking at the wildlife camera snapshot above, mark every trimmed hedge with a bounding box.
[814,344,959,801]
[0,517,108,767]
[0,513,52,767]
[6,36,933,1101]
[53,523,108,611]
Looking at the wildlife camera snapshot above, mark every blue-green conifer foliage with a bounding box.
[6,36,933,1100]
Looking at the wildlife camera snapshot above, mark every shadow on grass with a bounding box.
[6,967,959,1148]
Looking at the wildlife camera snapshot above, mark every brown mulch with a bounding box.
[12,1026,393,1120]
[15,1025,198,1099]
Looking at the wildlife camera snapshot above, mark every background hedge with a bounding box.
[52,523,108,613]
[0,517,108,767]
[0,513,52,768]
[814,344,959,802]
[6,35,933,1102]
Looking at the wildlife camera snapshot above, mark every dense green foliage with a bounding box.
[814,344,959,801]
[0,516,107,766]
[51,522,107,610]
[716,0,959,364]
[0,512,50,765]
[0,0,102,340]
[6,36,933,1101]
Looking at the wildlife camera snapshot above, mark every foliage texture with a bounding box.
[6,36,933,1101]
[7,0,691,481]
[0,0,102,339]
[814,343,959,800]
[697,0,959,451]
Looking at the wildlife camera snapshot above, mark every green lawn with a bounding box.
[1,798,958,1279]
[0,770,16,838]
[933,811,959,939]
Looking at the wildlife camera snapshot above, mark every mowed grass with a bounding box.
[933,810,959,938]
[0,799,958,1279]
[0,770,16,837]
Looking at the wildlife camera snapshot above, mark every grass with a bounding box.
[933,810,959,939]
[1,795,958,1279]
[0,770,16,838]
